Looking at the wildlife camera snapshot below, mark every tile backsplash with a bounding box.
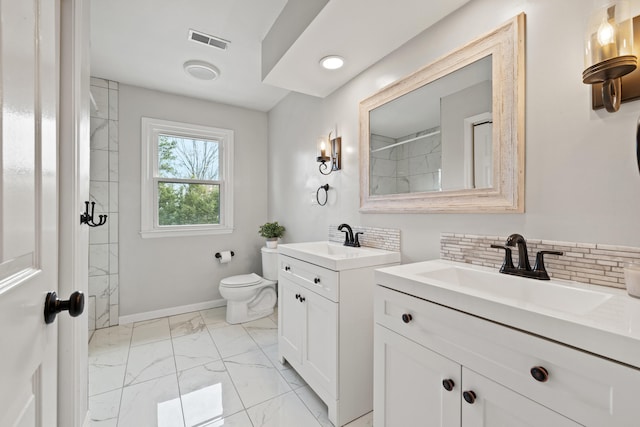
[328,224,400,252]
[441,233,640,289]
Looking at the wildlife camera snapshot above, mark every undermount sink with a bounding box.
[417,266,612,315]
[277,241,400,271]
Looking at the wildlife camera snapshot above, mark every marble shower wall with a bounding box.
[369,127,442,195]
[89,77,119,333]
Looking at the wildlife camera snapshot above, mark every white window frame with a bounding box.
[140,117,234,238]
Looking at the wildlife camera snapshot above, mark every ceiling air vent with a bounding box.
[188,29,230,51]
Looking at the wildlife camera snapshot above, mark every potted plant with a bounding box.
[259,221,286,248]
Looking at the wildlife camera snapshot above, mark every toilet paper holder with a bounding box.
[215,251,235,259]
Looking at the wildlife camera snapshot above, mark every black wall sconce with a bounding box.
[316,132,341,175]
[80,201,107,227]
[583,1,638,112]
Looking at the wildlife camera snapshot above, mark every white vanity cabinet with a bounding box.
[278,252,398,426]
[374,284,640,427]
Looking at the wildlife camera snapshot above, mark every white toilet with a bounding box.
[219,247,278,324]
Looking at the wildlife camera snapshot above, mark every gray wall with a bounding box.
[267,0,640,265]
[119,85,268,317]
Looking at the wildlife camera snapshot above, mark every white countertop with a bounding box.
[278,241,400,271]
[375,259,640,369]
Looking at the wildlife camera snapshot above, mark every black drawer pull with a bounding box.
[463,390,476,404]
[442,379,455,391]
[401,313,412,323]
[530,366,549,382]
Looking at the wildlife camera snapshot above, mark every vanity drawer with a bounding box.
[375,285,640,426]
[279,255,339,302]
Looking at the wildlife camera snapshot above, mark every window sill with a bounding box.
[140,226,234,239]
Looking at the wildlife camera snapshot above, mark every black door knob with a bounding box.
[401,313,412,323]
[442,379,455,391]
[463,390,477,404]
[44,291,85,324]
[530,366,549,382]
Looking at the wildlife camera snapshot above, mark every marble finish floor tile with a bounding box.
[199,410,253,427]
[223,349,292,408]
[243,316,278,348]
[88,349,128,396]
[208,324,260,358]
[89,388,121,426]
[247,390,322,427]
[177,361,244,426]
[199,307,229,329]
[118,374,184,427]
[124,339,175,386]
[295,385,334,427]
[89,323,132,357]
[173,331,221,371]
[88,307,380,427]
[169,311,207,338]
[131,317,171,346]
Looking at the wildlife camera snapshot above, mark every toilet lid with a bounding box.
[221,273,262,287]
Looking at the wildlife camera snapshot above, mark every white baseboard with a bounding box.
[119,299,227,325]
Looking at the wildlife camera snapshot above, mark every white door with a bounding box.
[302,289,337,397]
[278,278,304,364]
[462,368,581,427]
[373,325,461,427]
[0,0,60,426]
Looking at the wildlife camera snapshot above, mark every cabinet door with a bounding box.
[374,325,461,427]
[279,278,304,364]
[461,368,580,427]
[302,287,338,397]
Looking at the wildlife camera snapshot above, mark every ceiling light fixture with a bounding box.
[183,60,220,81]
[320,55,345,70]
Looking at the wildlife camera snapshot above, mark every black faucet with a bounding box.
[491,234,563,280]
[338,224,361,247]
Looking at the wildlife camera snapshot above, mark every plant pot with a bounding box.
[266,238,278,249]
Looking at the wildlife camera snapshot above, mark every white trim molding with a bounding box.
[119,299,227,325]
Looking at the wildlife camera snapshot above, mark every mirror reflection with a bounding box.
[369,55,492,196]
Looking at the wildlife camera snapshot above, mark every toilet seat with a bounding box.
[221,273,262,288]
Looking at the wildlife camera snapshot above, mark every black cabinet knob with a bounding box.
[284,266,290,271]
[44,291,85,324]
[299,296,306,302]
[295,293,300,300]
[401,313,412,323]
[442,379,455,391]
[530,366,549,382]
[463,390,476,404]
[314,277,320,284]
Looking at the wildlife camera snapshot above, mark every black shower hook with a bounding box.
[316,184,330,206]
[80,201,108,227]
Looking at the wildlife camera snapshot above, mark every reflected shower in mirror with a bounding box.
[359,13,525,213]
[369,56,492,196]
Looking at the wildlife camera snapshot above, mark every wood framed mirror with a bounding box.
[359,14,525,213]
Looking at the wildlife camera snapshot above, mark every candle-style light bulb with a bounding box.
[597,17,615,46]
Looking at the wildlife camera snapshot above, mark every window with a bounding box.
[141,117,234,238]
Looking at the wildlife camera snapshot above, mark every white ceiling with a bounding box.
[90,0,470,112]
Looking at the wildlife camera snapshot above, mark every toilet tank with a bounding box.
[261,247,279,281]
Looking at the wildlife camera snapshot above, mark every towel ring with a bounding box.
[316,184,329,206]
